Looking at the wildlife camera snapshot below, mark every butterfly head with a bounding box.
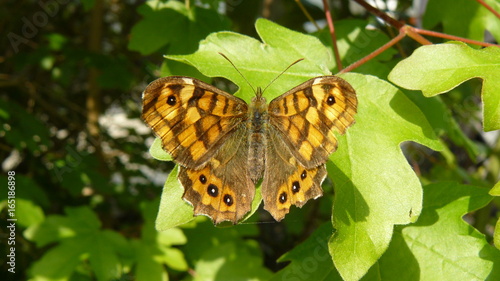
[251,87,267,108]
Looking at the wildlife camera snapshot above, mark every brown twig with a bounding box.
[352,0,403,29]
[340,0,500,73]
[414,28,500,48]
[322,0,342,70]
[339,30,406,74]
[476,0,500,20]
[404,26,432,45]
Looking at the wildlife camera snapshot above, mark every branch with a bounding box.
[322,0,342,70]
[476,0,500,20]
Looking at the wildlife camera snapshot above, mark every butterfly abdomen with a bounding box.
[247,94,269,183]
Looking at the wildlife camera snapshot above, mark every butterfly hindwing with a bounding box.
[179,126,254,224]
[262,127,326,221]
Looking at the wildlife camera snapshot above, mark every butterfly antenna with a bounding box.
[219,52,257,93]
[261,58,304,94]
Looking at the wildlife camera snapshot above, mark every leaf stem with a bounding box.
[352,0,403,29]
[413,28,500,48]
[476,0,500,20]
[322,0,342,70]
[339,29,405,74]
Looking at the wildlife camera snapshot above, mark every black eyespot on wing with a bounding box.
[279,192,287,204]
[199,174,207,184]
[300,170,307,180]
[326,95,336,106]
[167,95,176,106]
[207,184,219,197]
[292,181,300,194]
[223,194,233,206]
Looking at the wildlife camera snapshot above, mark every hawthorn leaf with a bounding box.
[388,42,500,131]
[271,223,342,281]
[491,181,500,250]
[423,0,500,42]
[375,182,498,280]
[156,167,195,230]
[328,73,443,281]
[150,137,172,161]
[167,18,334,103]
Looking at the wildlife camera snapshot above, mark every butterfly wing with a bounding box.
[267,76,357,168]
[179,126,254,224]
[262,127,326,221]
[263,76,357,220]
[142,76,253,224]
[142,76,248,168]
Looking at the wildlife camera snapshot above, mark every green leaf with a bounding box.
[28,236,90,280]
[156,167,195,230]
[489,180,500,196]
[150,137,172,161]
[89,231,122,281]
[328,73,443,281]
[15,199,45,227]
[374,182,499,280]
[423,0,500,42]
[128,0,230,55]
[168,18,334,102]
[401,91,479,161]
[133,200,188,280]
[495,216,500,251]
[26,207,130,281]
[388,42,500,131]
[0,174,50,207]
[192,241,272,281]
[132,239,169,281]
[25,206,101,247]
[271,223,342,280]
[491,181,500,250]
[0,99,52,154]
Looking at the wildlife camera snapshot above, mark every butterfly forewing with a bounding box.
[142,76,248,169]
[268,76,357,168]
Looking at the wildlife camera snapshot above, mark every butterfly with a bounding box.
[142,63,357,224]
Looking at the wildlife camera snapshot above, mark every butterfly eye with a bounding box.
[326,95,336,106]
[223,194,234,206]
[292,181,301,194]
[279,192,287,204]
[166,95,177,106]
[207,184,219,197]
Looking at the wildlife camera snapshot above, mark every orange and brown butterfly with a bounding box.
[142,56,357,224]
